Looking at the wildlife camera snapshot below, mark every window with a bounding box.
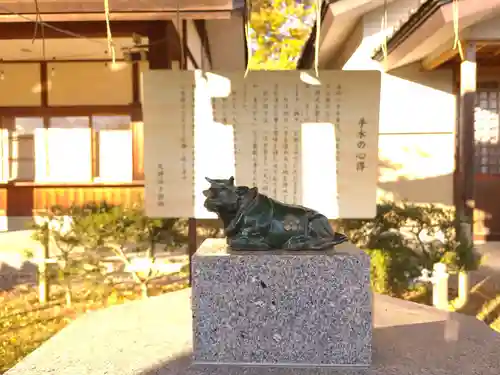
[47,117,92,182]
[92,116,133,182]
[11,117,43,181]
[0,117,43,182]
[45,115,133,183]
[0,114,136,183]
[475,90,500,174]
[0,117,11,182]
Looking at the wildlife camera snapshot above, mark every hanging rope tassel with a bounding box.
[244,0,252,78]
[104,0,116,64]
[452,0,464,61]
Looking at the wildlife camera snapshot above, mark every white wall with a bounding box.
[334,0,456,206]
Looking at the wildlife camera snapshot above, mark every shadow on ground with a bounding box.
[456,268,500,329]
[0,261,37,291]
[139,320,495,375]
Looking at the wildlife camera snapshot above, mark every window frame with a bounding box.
[0,109,142,184]
[9,117,42,182]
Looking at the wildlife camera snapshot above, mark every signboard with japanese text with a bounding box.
[143,72,195,218]
[143,70,381,219]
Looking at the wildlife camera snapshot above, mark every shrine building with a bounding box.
[0,0,247,231]
[299,0,500,242]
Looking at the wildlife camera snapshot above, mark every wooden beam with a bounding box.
[456,41,477,248]
[469,39,500,45]
[0,0,234,15]
[0,21,153,39]
[0,11,233,23]
[0,104,141,117]
[476,44,487,52]
[421,47,458,71]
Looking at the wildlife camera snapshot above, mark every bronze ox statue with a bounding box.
[203,176,348,251]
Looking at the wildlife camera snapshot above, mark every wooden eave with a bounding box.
[0,0,238,22]
[372,0,500,65]
[372,0,451,62]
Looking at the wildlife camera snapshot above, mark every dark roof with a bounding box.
[297,0,452,69]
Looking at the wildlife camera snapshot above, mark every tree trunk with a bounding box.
[65,279,73,307]
[148,235,156,259]
[38,226,50,304]
[38,261,49,304]
[140,282,149,299]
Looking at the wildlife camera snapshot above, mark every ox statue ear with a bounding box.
[205,177,215,184]
[228,176,235,185]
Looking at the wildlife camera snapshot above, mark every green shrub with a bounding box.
[365,249,390,294]
[365,248,421,296]
[30,202,181,302]
[337,201,481,296]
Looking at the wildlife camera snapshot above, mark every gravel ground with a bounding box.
[5,288,500,375]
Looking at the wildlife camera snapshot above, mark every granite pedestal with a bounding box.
[192,239,372,369]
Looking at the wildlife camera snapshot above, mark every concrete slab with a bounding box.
[5,289,500,375]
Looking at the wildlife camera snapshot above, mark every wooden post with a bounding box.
[432,263,449,311]
[188,217,197,286]
[457,42,477,247]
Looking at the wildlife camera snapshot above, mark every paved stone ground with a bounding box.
[5,288,500,375]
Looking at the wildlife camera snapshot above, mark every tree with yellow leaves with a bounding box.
[248,0,316,70]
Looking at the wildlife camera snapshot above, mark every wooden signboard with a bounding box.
[143,70,381,219]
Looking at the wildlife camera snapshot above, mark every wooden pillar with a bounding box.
[147,21,172,70]
[457,42,477,246]
[131,62,144,181]
[188,217,197,286]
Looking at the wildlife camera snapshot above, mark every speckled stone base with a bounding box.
[192,239,372,368]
